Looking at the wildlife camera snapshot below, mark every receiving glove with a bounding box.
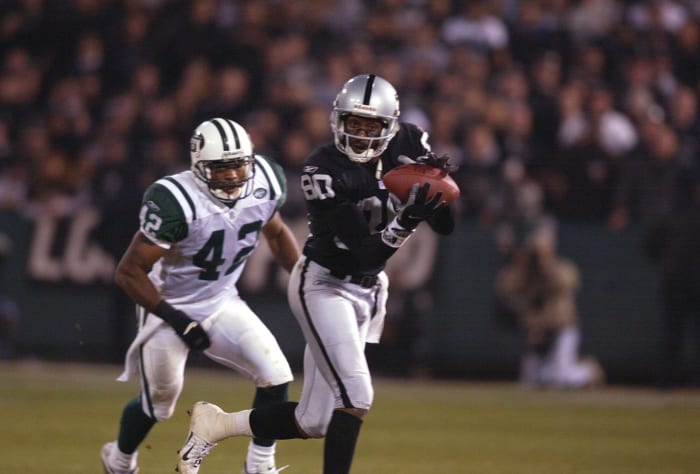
[382,183,445,247]
[154,300,211,351]
[397,182,445,229]
[398,152,458,173]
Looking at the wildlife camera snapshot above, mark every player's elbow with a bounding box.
[114,259,140,292]
[114,261,127,288]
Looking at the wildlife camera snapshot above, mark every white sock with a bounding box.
[222,409,253,438]
[111,444,138,470]
[245,439,276,470]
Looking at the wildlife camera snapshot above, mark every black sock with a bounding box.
[323,410,363,474]
[251,384,289,447]
[117,396,156,454]
[249,401,303,440]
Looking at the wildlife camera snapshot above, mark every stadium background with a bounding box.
[0,210,662,384]
[1,0,699,386]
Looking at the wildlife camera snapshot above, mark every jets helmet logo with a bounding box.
[190,132,205,154]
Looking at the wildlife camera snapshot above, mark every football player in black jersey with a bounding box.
[179,75,456,474]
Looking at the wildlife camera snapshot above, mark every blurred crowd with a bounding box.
[0,0,699,233]
[2,0,700,384]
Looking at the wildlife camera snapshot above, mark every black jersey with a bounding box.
[300,122,431,277]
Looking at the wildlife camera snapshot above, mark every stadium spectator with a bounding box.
[608,121,682,231]
[495,225,605,389]
[0,231,18,360]
[645,172,700,389]
[1,0,697,228]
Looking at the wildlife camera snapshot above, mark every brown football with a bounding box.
[383,163,460,204]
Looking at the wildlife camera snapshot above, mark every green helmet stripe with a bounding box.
[210,119,230,151]
[222,119,241,149]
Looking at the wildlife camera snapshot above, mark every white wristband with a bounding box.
[381,218,415,248]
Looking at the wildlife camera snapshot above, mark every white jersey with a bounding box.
[137,155,286,320]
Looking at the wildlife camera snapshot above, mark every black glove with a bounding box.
[416,152,458,173]
[426,204,455,235]
[397,183,446,230]
[154,301,211,351]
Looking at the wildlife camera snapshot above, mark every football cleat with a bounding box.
[101,441,139,474]
[176,402,223,473]
[242,459,290,474]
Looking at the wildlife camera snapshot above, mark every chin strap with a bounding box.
[375,157,383,180]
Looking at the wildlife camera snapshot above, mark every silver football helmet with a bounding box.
[190,118,255,203]
[330,74,400,163]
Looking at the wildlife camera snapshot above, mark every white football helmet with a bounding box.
[330,74,400,163]
[190,118,255,203]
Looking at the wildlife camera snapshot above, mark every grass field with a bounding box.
[2,361,700,474]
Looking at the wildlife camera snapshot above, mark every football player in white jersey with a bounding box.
[176,76,456,474]
[100,118,300,474]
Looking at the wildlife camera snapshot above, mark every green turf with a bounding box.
[1,361,699,473]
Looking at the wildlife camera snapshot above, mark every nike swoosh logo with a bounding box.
[181,433,194,460]
[183,322,198,336]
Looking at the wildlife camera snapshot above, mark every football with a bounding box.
[383,163,460,204]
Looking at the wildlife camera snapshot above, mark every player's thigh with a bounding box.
[204,298,292,386]
[293,288,372,408]
[140,325,188,419]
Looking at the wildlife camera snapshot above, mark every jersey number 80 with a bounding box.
[301,174,335,200]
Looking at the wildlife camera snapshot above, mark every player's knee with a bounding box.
[151,403,176,421]
[348,380,374,411]
[148,385,180,421]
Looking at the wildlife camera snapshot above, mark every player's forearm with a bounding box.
[327,205,400,269]
[347,234,398,270]
[269,226,301,273]
[264,215,301,273]
[114,261,162,313]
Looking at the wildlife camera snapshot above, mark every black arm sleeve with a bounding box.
[426,203,455,235]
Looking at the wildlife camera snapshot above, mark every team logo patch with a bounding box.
[253,188,267,199]
[190,132,204,153]
[303,165,318,173]
[353,104,377,113]
[146,200,160,211]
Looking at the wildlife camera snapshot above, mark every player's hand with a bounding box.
[397,183,446,230]
[154,301,211,351]
[173,318,211,351]
[398,152,457,173]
